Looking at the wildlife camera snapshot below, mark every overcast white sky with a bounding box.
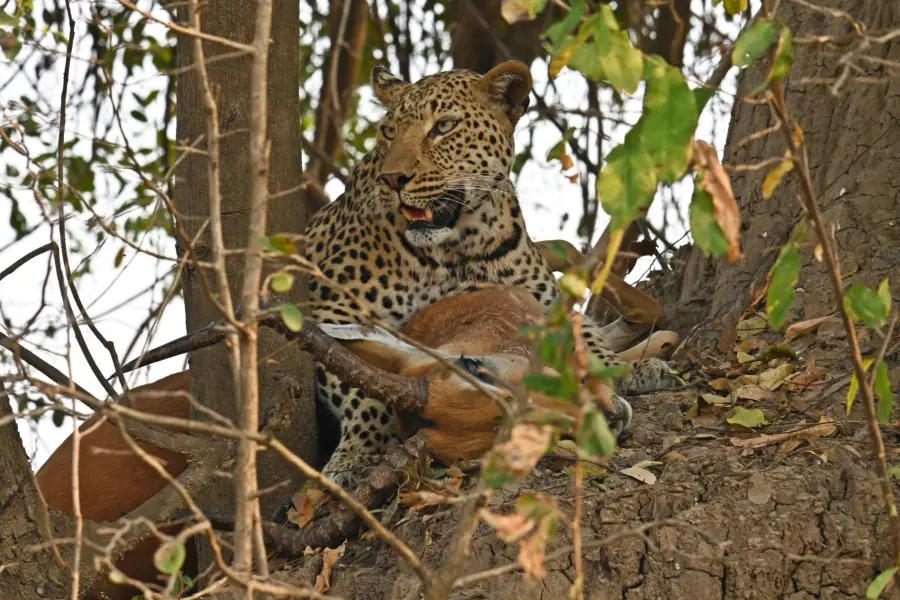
[0,0,743,469]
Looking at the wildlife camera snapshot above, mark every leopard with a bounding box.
[303,60,673,489]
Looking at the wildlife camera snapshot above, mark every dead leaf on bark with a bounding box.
[287,488,328,529]
[398,490,463,511]
[694,140,742,262]
[314,543,345,593]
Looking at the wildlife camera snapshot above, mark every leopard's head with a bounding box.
[371,61,532,248]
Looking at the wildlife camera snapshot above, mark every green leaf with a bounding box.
[875,359,894,423]
[523,373,565,398]
[766,244,801,329]
[154,542,186,575]
[889,465,900,480]
[544,0,585,56]
[279,304,304,332]
[566,14,612,80]
[597,142,657,229]
[52,410,65,427]
[847,359,874,415]
[578,407,617,459]
[1,31,22,61]
[642,57,698,183]
[546,127,576,161]
[130,109,148,123]
[599,30,644,94]
[114,247,125,268]
[260,234,298,255]
[271,273,294,293]
[9,198,28,239]
[689,183,729,258]
[733,20,778,68]
[753,27,794,94]
[693,87,716,113]
[844,283,890,327]
[726,406,767,429]
[867,567,898,600]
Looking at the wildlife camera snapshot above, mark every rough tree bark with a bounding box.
[175,0,317,576]
[0,391,72,598]
[660,0,899,352]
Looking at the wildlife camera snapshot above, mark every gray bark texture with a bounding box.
[174,0,317,576]
[0,391,72,598]
[657,0,900,351]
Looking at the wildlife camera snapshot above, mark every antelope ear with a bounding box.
[477,61,532,126]
[371,66,411,108]
[319,323,422,372]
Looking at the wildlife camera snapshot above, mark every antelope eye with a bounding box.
[380,124,396,140]
[429,119,460,138]
[458,356,493,383]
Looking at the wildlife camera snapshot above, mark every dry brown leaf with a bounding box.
[621,466,657,485]
[518,525,549,582]
[694,140,742,262]
[774,438,803,461]
[814,243,824,262]
[735,384,774,401]
[785,315,833,340]
[759,364,795,391]
[708,378,732,391]
[479,509,535,543]
[314,543,345,593]
[398,490,462,511]
[445,466,465,478]
[730,417,838,449]
[287,489,327,529]
[490,424,552,477]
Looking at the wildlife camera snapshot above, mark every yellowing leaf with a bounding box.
[271,272,295,293]
[501,0,548,24]
[844,282,890,327]
[690,184,729,258]
[759,364,795,391]
[693,140,741,262]
[280,303,304,332]
[875,359,894,423]
[727,406,767,429]
[597,142,658,229]
[867,567,898,600]
[723,0,747,15]
[599,30,644,94]
[847,359,874,415]
[762,159,793,199]
[737,315,768,340]
[736,351,755,365]
[558,273,587,299]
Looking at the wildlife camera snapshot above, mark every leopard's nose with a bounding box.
[381,172,414,191]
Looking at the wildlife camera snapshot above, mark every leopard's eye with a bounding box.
[380,124,396,140]
[429,119,460,138]
[458,355,493,383]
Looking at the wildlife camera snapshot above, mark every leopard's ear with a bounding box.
[477,61,532,126]
[371,65,411,108]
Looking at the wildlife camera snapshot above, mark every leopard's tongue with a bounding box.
[401,205,434,222]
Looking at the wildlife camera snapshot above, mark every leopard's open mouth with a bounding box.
[400,193,464,230]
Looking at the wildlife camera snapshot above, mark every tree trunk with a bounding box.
[666,0,899,353]
[175,0,317,577]
[0,391,72,598]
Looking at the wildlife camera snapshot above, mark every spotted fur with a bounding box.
[306,61,671,487]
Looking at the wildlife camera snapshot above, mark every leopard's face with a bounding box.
[371,62,532,249]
